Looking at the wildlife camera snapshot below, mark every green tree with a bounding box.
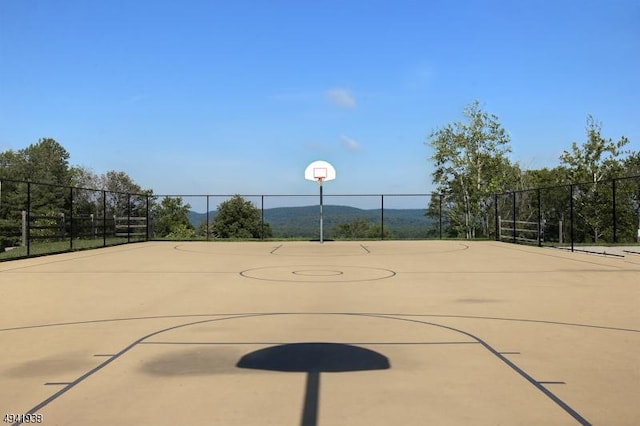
[212,195,272,239]
[333,218,371,239]
[560,116,629,183]
[0,139,73,246]
[508,167,571,243]
[366,223,392,239]
[427,101,517,239]
[96,170,151,218]
[196,219,211,239]
[0,138,73,214]
[332,218,391,239]
[101,170,145,194]
[69,165,102,189]
[165,223,196,240]
[152,197,194,239]
[560,116,630,242]
[68,166,103,219]
[69,167,152,217]
[518,167,567,189]
[620,151,640,179]
[616,153,640,242]
[0,138,71,184]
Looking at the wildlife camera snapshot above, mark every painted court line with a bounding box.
[1,241,637,425]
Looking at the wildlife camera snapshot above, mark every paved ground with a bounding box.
[556,245,640,257]
[0,240,638,425]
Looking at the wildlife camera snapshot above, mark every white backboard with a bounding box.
[305,160,336,183]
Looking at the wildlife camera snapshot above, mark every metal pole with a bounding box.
[537,188,542,247]
[494,194,498,241]
[26,182,31,256]
[512,191,516,244]
[145,194,150,241]
[380,195,384,240]
[21,210,26,247]
[612,179,617,244]
[439,194,443,240]
[319,183,324,243]
[127,194,131,243]
[261,195,265,241]
[206,195,210,241]
[102,191,107,247]
[70,187,74,250]
[570,185,574,252]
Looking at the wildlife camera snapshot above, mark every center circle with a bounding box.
[292,269,344,277]
[240,265,396,282]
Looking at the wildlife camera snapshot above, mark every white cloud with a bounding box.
[340,135,362,152]
[326,88,356,109]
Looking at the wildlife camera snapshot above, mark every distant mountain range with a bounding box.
[188,205,438,239]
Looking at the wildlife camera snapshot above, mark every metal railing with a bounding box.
[0,178,150,259]
[151,193,441,241]
[494,174,640,251]
[2,173,638,260]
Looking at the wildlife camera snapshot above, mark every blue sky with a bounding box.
[1,0,638,197]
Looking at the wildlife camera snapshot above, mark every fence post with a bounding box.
[26,182,31,256]
[261,195,265,241]
[69,187,74,250]
[570,184,574,252]
[612,178,617,244]
[439,194,443,240]
[537,188,542,247]
[102,191,107,247]
[21,210,27,247]
[512,192,516,244]
[206,195,210,241]
[494,194,498,241]
[60,212,66,244]
[146,194,150,241]
[127,193,131,243]
[381,195,384,240]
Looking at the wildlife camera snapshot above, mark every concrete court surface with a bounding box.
[0,240,638,426]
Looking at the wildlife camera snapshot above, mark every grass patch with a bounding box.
[0,237,139,261]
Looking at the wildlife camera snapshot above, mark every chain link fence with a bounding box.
[496,175,640,253]
[3,174,638,260]
[152,193,438,241]
[0,179,150,260]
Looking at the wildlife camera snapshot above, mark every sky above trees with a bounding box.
[0,0,638,195]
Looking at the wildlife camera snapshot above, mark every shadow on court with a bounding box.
[237,343,391,426]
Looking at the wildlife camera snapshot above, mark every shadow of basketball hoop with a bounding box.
[237,343,390,426]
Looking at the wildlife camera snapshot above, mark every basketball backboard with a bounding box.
[304,160,336,184]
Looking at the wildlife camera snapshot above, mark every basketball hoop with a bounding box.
[304,161,335,183]
[304,160,336,243]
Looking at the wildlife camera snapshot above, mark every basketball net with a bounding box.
[316,177,325,186]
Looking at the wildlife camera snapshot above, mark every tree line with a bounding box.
[1,102,638,245]
[0,140,272,244]
[427,101,639,242]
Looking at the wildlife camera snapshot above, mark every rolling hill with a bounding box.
[188,205,437,239]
